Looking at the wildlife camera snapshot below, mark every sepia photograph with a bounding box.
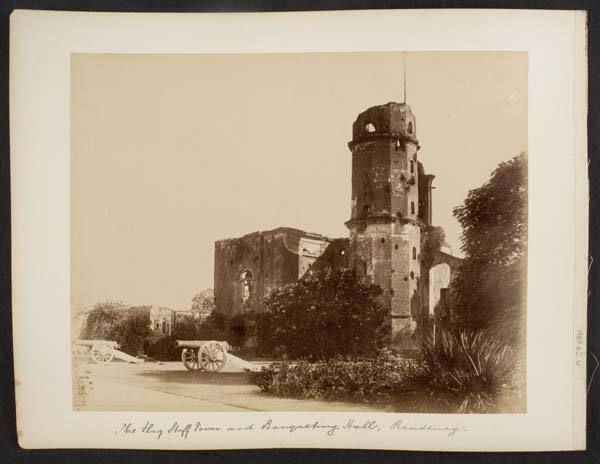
[10,7,590,451]
[70,51,528,414]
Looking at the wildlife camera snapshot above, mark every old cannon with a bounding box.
[175,340,231,372]
[74,339,144,364]
[75,339,119,364]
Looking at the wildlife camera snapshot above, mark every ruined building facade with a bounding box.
[214,102,460,351]
[214,228,349,316]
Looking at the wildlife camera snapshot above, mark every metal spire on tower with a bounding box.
[403,52,407,104]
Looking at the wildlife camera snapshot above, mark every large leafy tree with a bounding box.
[258,267,389,360]
[79,301,126,341]
[80,302,152,355]
[451,153,527,345]
[191,289,215,321]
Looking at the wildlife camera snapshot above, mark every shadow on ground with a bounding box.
[133,369,255,386]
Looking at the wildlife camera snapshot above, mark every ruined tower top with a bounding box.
[345,101,424,351]
[346,101,421,226]
[349,102,418,150]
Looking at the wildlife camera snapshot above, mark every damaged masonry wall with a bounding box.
[214,227,348,318]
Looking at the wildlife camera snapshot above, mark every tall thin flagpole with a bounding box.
[403,52,407,104]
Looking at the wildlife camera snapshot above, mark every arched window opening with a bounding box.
[412,247,417,259]
[381,238,386,244]
[410,271,415,280]
[410,160,415,173]
[411,201,415,214]
[239,269,253,304]
[365,122,376,133]
[407,121,413,134]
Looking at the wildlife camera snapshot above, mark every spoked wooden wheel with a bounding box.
[181,348,198,371]
[199,342,227,372]
[91,342,115,364]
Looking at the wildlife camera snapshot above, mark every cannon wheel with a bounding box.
[181,348,198,371]
[199,342,227,372]
[91,342,115,364]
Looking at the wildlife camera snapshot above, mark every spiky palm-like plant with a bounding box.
[402,330,523,413]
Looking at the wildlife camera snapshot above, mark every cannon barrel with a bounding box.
[76,339,119,348]
[176,340,207,348]
[175,340,229,349]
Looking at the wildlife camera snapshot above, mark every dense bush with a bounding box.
[400,330,523,413]
[193,310,255,351]
[258,268,389,360]
[172,314,201,340]
[144,312,226,361]
[143,311,260,361]
[254,330,522,413]
[117,308,153,356]
[197,310,228,340]
[144,335,179,361]
[253,349,414,404]
[227,311,256,348]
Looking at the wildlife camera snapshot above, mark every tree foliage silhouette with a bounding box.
[451,153,527,345]
[258,267,389,360]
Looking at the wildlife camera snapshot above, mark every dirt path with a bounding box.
[78,361,387,412]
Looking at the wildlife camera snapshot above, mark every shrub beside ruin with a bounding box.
[253,349,414,405]
[253,330,523,413]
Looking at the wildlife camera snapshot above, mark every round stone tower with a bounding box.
[345,102,422,353]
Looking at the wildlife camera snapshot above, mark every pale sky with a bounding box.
[71,52,527,311]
